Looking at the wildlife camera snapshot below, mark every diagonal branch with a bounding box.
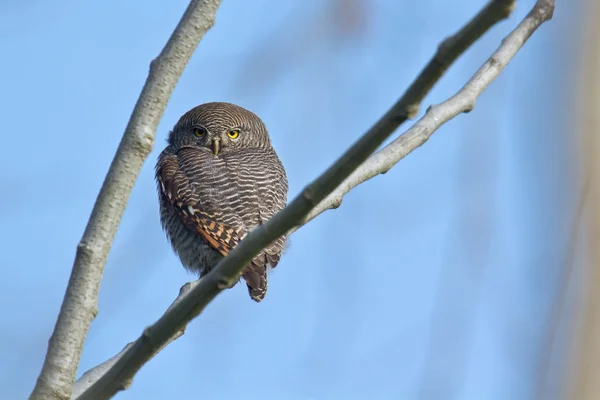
[70,1,560,398]
[302,0,554,227]
[29,1,223,400]
[72,283,194,399]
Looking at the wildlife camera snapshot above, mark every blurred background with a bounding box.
[0,0,593,399]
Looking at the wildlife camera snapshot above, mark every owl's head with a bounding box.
[167,102,272,156]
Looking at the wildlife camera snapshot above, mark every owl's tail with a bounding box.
[242,262,267,302]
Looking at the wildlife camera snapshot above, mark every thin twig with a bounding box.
[73,1,557,399]
[29,1,223,400]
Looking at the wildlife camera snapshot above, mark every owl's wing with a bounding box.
[157,147,277,301]
[156,149,243,257]
[255,151,289,269]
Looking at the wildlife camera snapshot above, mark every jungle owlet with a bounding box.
[155,102,288,302]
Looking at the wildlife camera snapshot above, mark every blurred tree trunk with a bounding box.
[566,0,600,398]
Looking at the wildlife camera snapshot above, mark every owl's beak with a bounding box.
[211,138,220,156]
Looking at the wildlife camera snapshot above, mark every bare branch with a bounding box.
[29,1,223,399]
[72,1,559,398]
[301,0,554,227]
[71,283,195,399]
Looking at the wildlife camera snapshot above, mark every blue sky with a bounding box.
[0,1,581,399]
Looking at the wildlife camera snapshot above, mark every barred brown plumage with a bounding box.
[155,102,288,302]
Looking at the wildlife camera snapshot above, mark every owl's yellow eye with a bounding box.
[228,130,240,139]
[193,127,206,137]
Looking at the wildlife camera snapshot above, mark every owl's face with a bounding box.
[167,102,271,156]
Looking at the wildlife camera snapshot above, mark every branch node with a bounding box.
[406,104,420,119]
[488,56,502,70]
[463,101,475,113]
[216,275,234,289]
[76,240,95,259]
[179,282,193,296]
[537,0,556,21]
[116,378,132,391]
[436,37,456,65]
[495,0,516,18]
[149,57,159,74]
[301,186,318,205]
[390,110,411,126]
[330,196,343,209]
[142,327,152,341]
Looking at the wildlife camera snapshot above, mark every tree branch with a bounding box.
[70,1,560,399]
[29,1,223,400]
[71,283,194,399]
[302,0,554,227]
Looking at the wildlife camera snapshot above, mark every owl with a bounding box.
[155,102,288,302]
